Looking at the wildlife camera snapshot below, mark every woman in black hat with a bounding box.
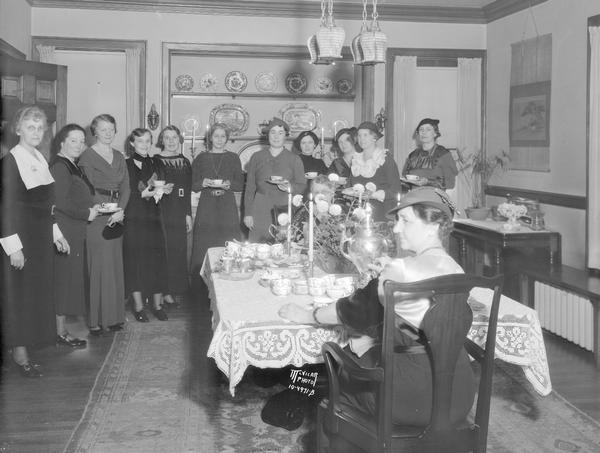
[402,118,458,190]
[292,130,328,175]
[243,118,306,242]
[349,121,401,221]
[279,187,475,448]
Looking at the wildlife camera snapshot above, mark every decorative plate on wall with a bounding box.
[336,79,353,95]
[209,103,249,137]
[237,141,268,172]
[278,103,321,136]
[314,77,333,94]
[255,72,278,93]
[198,73,218,92]
[285,72,308,95]
[224,71,248,93]
[174,74,194,91]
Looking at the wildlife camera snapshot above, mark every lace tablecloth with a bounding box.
[202,248,552,396]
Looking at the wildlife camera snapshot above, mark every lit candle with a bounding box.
[287,186,292,255]
[205,124,210,151]
[190,130,195,157]
[308,192,314,265]
[397,192,401,206]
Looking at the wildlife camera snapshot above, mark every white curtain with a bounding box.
[125,47,141,135]
[589,27,600,270]
[36,45,56,64]
[455,58,482,216]
[393,56,417,170]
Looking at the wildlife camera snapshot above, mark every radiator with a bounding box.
[535,282,594,351]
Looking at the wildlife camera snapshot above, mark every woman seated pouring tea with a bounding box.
[279,187,475,452]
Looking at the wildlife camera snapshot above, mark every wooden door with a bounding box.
[0,55,67,160]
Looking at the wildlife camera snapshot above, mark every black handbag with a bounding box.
[102,221,125,240]
[260,389,306,431]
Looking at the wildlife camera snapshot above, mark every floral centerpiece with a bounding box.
[497,202,527,231]
[270,175,393,275]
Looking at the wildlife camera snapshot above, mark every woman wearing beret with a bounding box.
[243,118,306,242]
[292,130,328,176]
[349,121,401,222]
[402,118,458,191]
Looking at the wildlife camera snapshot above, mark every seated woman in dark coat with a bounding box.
[279,187,475,448]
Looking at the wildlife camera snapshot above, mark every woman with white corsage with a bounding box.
[348,121,401,221]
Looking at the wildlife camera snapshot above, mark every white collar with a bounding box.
[10,144,54,189]
[351,147,387,178]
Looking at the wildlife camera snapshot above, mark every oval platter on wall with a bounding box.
[209,103,250,137]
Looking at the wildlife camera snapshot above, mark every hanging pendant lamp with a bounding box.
[352,0,387,66]
[308,0,345,65]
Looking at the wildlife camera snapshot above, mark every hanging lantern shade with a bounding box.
[352,0,387,66]
[308,0,345,65]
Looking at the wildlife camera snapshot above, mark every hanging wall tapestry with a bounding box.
[509,33,552,171]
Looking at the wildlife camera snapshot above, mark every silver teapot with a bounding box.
[340,203,390,274]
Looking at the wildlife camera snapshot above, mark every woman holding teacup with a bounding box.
[292,130,328,176]
[154,125,192,307]
[0,106,70,377]
[243,118,306,242]
[79,114,130,335]
[50,124,100,348]
[123,128,169,322]
[190,123,244,274]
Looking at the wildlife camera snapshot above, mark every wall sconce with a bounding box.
[147,104,160,130]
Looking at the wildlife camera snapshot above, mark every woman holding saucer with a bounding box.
[349,122,401,221]
[243,118,306,242]
[292,130,328,176]
[328,127,359,180]
[190,123,243,274]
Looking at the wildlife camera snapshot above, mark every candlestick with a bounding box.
[321,127,325,154]
[205,124,210,151]
[397,192,401,206]
[308,192,314,269]
[191,129,195,157]
[287,186,292,256]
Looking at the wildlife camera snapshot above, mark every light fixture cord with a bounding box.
[321,0,327,25]
[371,0,380,30]
[361,0,368,31]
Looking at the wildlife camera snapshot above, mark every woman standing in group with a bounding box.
[0,106,70,377]
[50,124,99,347]
[293,130,328,175]
[124,128,168,322]
[402,118,458,191]
[350,121,401,221]
[328,127,359,180]
[190,123,243,274]
[79,114,130,335]
[243,118,306,242]
[154,125,192,307]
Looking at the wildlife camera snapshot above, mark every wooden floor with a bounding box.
[1,279,599,453]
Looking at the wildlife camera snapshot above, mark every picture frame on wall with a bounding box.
[1,76,22,100]
[36,80,56,103]
[509,81,551,147]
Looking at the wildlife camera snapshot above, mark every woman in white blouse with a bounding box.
[0,106,70,377]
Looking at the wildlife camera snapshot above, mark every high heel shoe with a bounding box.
[56,333,87,348]
[132,309,149,323]
[107,323,124,332]
[89,327,103,336]
[15,361,43,378]
[151,307,168,321]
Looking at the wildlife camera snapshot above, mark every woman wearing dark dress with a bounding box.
[243,118,306,242]
[402,118,458,190]
[79,114,131,335]
[190,123,243,274]
[50,124,99,348]
[328,127,359,180]
[154,125,192,306]
[292,130,328,175]
[124,128,169,322]
[0,106,70,377]
[280,187,475,452]
[349,122,401,222]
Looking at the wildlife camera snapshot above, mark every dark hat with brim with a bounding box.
[357,121,383,140]
[386,186,455,220]
[415,118,440,131]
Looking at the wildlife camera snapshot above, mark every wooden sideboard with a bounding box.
[450,218,561,299]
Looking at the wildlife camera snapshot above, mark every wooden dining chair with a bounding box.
[317,273,504,453]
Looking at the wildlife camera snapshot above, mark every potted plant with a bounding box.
[456,149,510,220]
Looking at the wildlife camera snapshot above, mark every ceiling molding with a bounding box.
[29,0,548,23]
[483,0,548,23]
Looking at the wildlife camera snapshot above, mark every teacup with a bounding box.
[270,175,284,182]
[292,279,309,295]
[308,277,325,288]
[326,287,345,299]
[308,285,326,297]
[256,243,271,260]
[221,255,234,273]
[212,179,223,185]
[271,278,292,296]
[153,180,165,187]
[101,202,118,210]
[335,276,355,289]
[321,274,337,288]
[305,172,318,178]
[270,243,284,257]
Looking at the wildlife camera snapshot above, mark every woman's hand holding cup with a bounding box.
[88,204,101,221]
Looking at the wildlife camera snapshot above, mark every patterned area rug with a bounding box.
[63,318,600,453]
